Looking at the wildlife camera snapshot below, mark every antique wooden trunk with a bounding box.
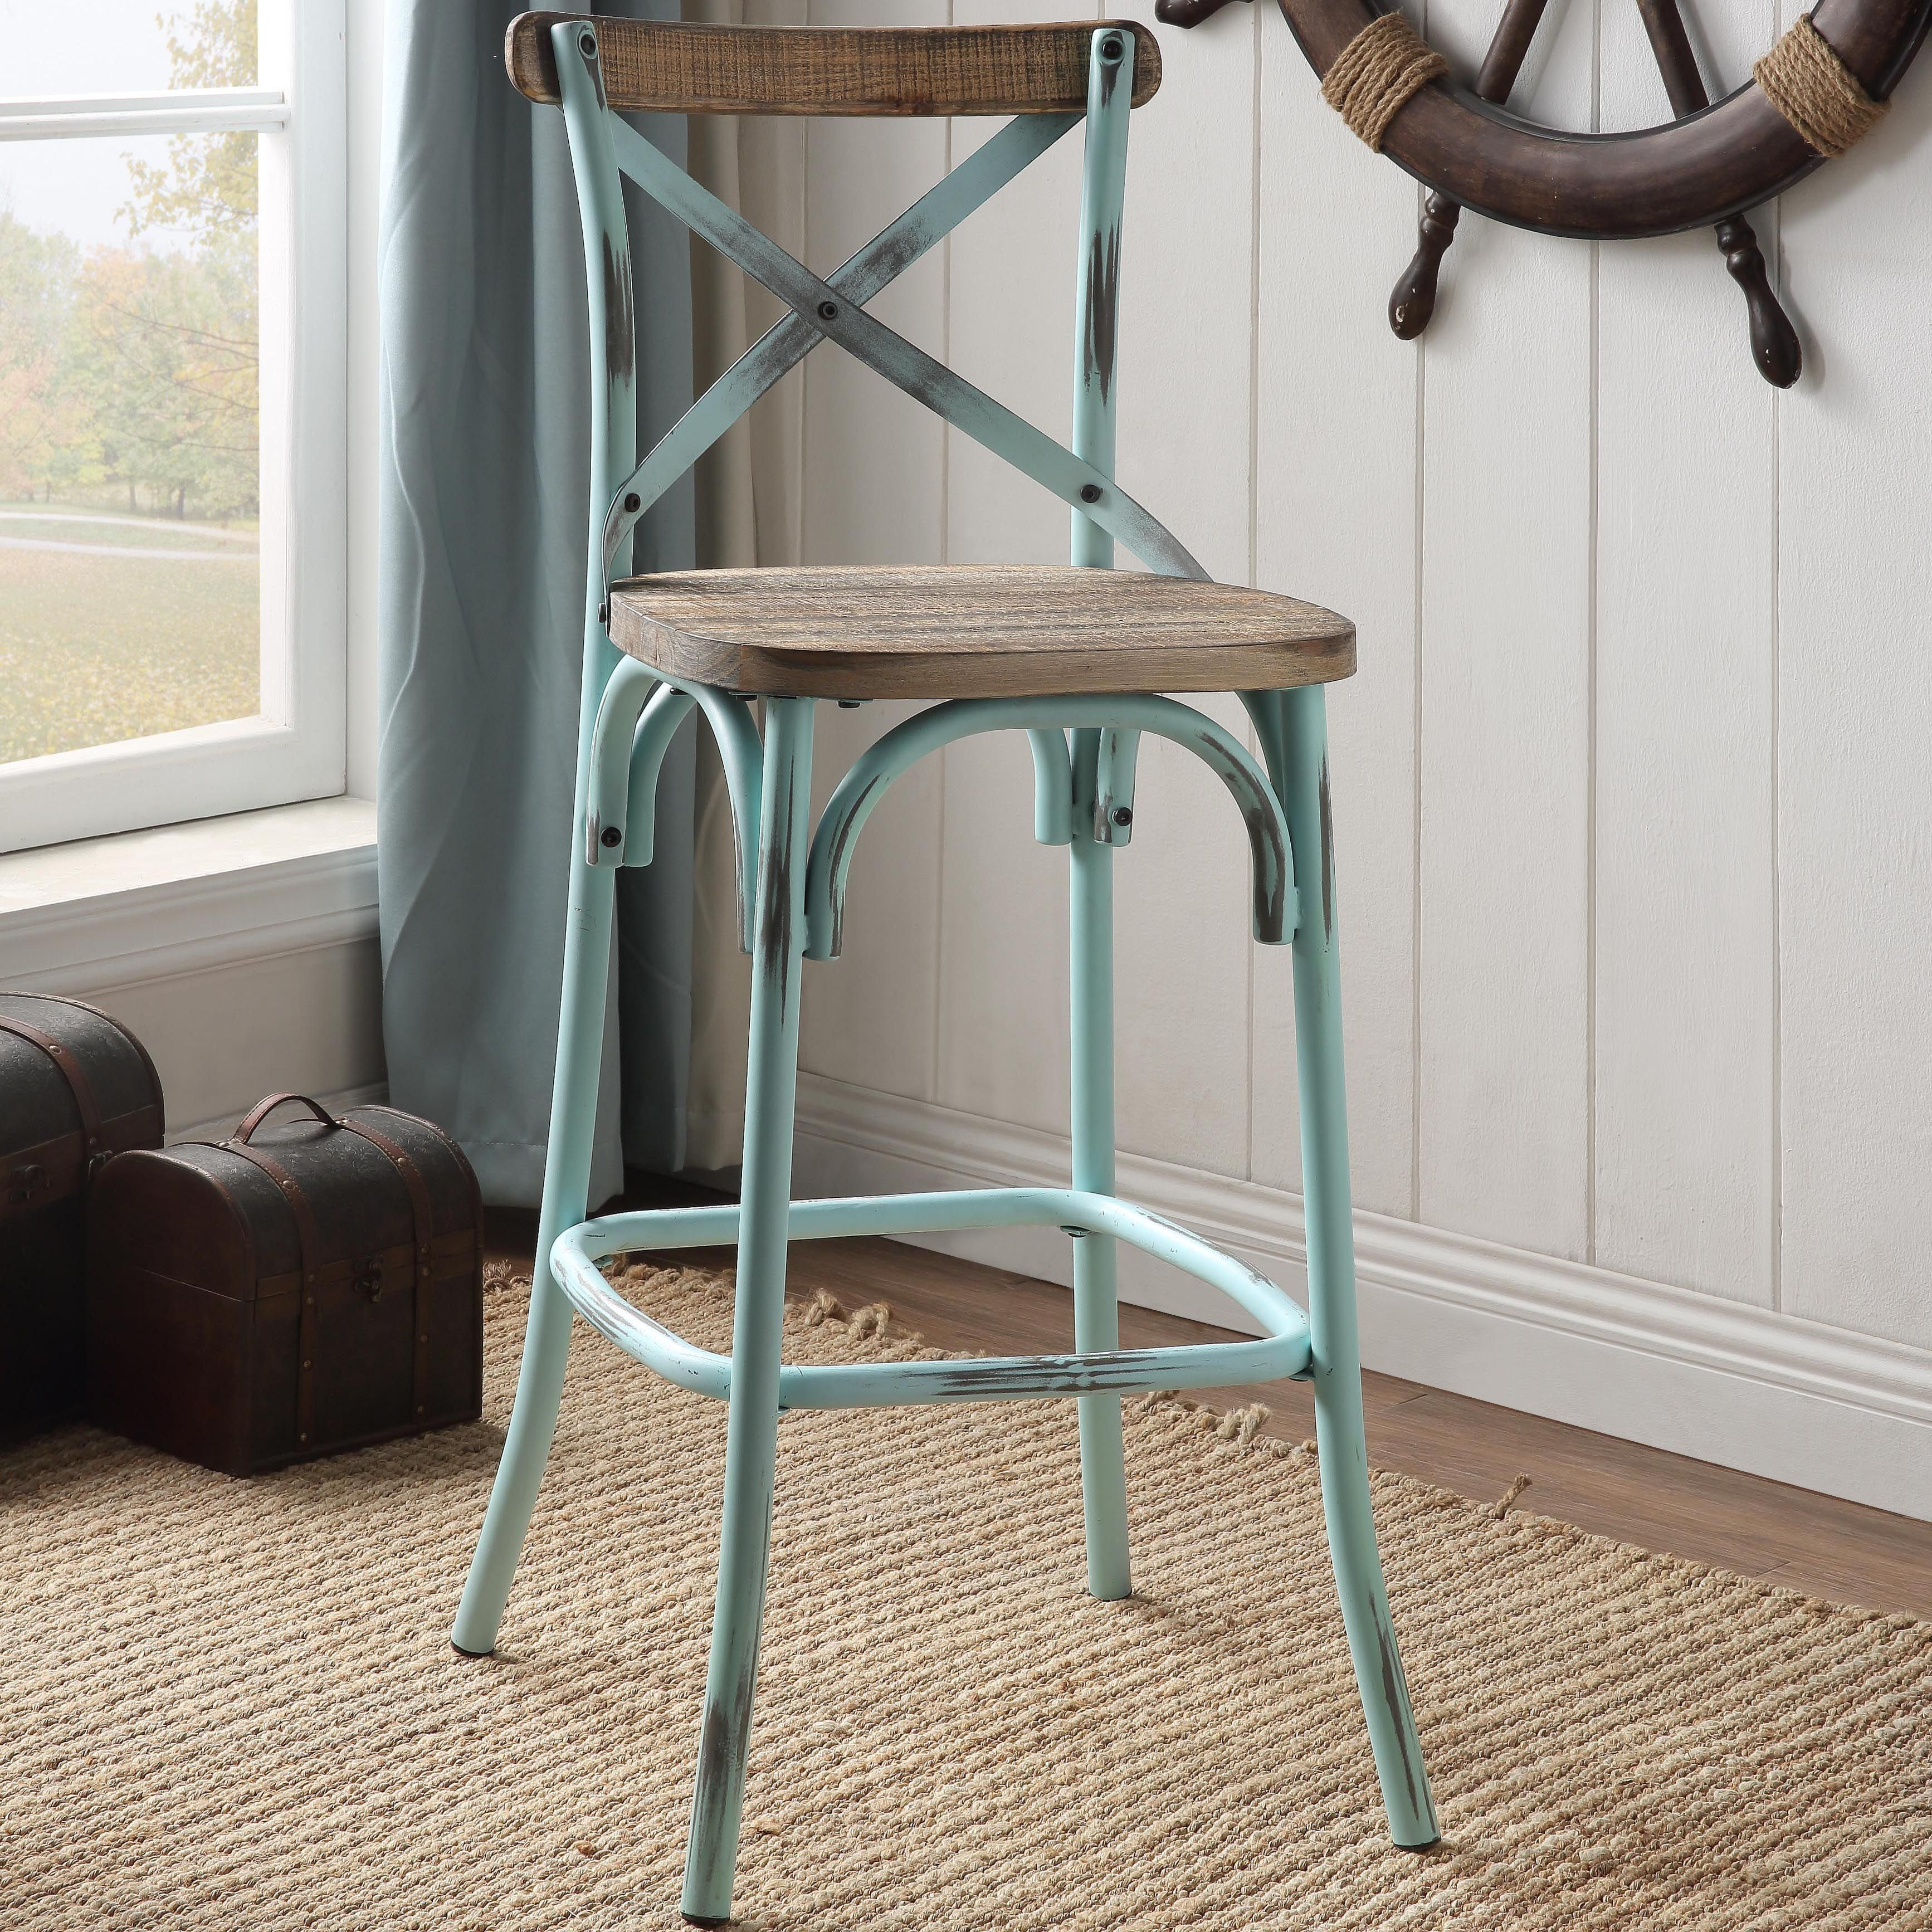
[0,993,165,1443]
[87,1094,484,1476]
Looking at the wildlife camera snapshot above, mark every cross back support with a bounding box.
[594,108,1078,591]
[541,16,1206,605]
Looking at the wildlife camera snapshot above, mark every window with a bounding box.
[0,0,344,853]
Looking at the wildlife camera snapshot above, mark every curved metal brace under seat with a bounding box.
[1028,728,1076,848]
[622,683,696,867]
[551,1188,1312,1409]
[805,695,1297,960]
[585,656,656,863]
[587,661,765,954]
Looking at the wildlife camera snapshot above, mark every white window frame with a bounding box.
[0,0,347,854]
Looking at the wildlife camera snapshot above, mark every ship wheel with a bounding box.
[1157,0,1932,385]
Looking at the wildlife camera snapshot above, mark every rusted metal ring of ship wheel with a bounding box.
[1157,0,1932,384]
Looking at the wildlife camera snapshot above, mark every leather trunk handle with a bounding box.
[235,1092,339,1143]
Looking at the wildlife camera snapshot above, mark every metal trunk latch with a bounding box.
[6,1163,49,1207]
[354,1258,386,1304]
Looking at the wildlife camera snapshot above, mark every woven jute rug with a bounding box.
[2,1263,1928,1930]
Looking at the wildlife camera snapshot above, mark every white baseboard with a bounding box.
[792,1072,1932,1523]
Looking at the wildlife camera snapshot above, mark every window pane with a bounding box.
[0,121,260,765]
[0,0,257,100]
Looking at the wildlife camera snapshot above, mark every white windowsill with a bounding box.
[0,796,379,994]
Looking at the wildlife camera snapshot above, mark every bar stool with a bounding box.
[453,16,1440,1924]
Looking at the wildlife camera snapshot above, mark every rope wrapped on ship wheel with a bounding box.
[1157,0,1932,385]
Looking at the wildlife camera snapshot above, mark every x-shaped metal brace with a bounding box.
[551,23,1207,603]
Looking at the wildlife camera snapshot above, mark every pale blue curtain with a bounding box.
[377,2,696,1207]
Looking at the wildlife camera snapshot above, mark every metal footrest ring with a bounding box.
[550,1188,1311,1410]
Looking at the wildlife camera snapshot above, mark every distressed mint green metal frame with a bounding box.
[451,19,1438,1924]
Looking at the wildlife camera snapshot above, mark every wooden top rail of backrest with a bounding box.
[505,16,1161,116]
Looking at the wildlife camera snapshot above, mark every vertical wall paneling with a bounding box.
[1252,7,1423,1215]
[1777,28,1932,1353]
[681,0,808,1167]
[795,0,952,1104]
[935,726,1079,1135]
[1414,0,1596,1260]
[799,693,950,1104]
[1108,0,1256,1178]
[762,1,1932,1481]
[944,0,1100,569]
[735,0,811,568]
[1591,0,1777,1302]
[799,0,950,572]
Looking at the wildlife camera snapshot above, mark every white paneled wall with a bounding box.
[741,2,1932,1516]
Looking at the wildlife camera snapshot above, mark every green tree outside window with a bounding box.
[0,1,258,520]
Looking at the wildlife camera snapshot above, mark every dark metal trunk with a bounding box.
[0,994,165,1442]
[86,1098,483,1476]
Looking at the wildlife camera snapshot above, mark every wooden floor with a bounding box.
[487,1178,1932,1623]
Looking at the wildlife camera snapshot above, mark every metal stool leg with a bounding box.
[1277,684,1440,1849]
[1063,27,1134,1604]
[681,696,815,1927]
[454,10,638,1661]
[1069,728,1132,1601]
[451,836,618,1658]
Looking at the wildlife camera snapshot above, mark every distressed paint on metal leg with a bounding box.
[450,21,640,1660]
[454,640,628,1655]
[681,696,816,1926]
[448,841,617,1657]
[1272,683,1441,1849]
[1061,35,1137,1603]
[1069,728,1131,1602]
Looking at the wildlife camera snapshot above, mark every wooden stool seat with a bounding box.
[608,563,1355,699]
